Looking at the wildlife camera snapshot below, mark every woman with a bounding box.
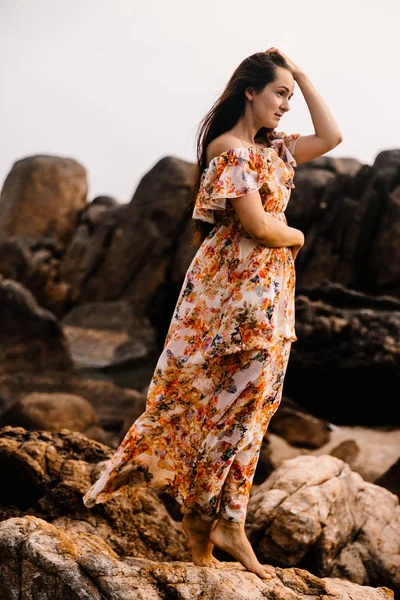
[83,48,342,580]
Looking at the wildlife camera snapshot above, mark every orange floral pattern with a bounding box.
[82,130,300,523]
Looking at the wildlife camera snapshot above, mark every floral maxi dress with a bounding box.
[83,130,300,523]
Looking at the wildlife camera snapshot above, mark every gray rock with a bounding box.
[246,454,400,593]
[0,515,394,600]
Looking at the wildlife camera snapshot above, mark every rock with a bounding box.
[59,196,121,304]
[0,275,73,376]
[269,397,331,448]
[295,156,363,176]
[285,168,336,235]
[284,283,400,425]
[287,152,400,299]
[267,425,400,486]
[61,157,197,324]
[61,300,157,368]
[253,436,274,485]
[330,439,361,466]
[0,235,32,282]
[0,515,394,600]
[0,392,98,433]
[0,372,145,439]
[0,426,188,561]
[0,155,87,248]
[375,457,400,499]
[246,454,400,594]
[369,185,400,296]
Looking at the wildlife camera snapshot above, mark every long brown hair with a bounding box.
[187,51,292,248]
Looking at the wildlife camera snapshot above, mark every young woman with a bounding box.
[83,48,342,580]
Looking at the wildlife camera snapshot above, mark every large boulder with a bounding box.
[0,372,145,445]
[59,157,198,335]
[0,515,394,600]
[288,150,400,298]
[0,392,98,434]
[0,426,188,561]
[0,275,73,375]
[0,155,87,247]
[284,282,400,425]
[246,454,400,594]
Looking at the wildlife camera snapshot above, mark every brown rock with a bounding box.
[65,157,197,315]
[330,439,361,466]
[61,300,156,369]
[59,196,121,303]
[375,457,400,499]
[0,426,188,561]
[0,372,145,439]
[0,276,73,375]
[0,392,98,433]
[246,454,400,593]
[269,397,331,449]
[0,515,394,599]
[0,155,87,248]
[253,436,274,485]
[0,236,32,282]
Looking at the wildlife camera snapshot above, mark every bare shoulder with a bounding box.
[206,134,246,164]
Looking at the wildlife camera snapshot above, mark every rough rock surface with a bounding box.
[246,454,400,594]
[284,282,400,425]
[0,515,394,600]
[288,150,400,298]
[0,426,188,561]
[0,154,87,247]
[0,275,73,375]
[59,157,196,314]
[61,300,157,368]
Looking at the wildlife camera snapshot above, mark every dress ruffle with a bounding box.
[193,131,300,224]
[193,147,273,224]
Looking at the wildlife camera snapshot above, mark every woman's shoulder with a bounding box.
[205,134,252,165]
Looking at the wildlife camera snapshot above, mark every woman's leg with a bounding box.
[181,514,222,567]
[210,338,292,579]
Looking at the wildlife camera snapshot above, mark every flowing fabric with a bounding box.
[83,130,300,522]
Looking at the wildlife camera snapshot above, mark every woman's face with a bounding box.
[249,67,295,129]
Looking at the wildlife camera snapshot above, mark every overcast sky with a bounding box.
[1,0,399,203]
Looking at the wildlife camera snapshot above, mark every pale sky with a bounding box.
[1,0,399,203]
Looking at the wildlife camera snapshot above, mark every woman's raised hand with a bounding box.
[264,47,304,80]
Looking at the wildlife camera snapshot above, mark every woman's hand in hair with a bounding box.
[264,47,305,80]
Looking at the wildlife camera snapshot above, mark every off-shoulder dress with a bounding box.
[82,130,300,523]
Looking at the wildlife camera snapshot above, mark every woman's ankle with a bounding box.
[217,516,244,528]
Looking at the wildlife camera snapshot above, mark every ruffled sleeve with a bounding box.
[266,130,300,168]
[193,147,272,224]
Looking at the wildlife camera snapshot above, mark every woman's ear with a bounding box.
[245,87,254,102]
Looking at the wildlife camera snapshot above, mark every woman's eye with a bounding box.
[278,91,284,96]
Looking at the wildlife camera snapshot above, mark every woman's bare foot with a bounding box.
[182,514,224,568]
[209,517,275,580]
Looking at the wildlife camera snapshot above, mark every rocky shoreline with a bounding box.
[0,150,399,598]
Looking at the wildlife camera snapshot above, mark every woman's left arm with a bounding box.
[266,48,343,165]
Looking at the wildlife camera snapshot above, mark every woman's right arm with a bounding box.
[205,135,304,250]
[229,191,304,248]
